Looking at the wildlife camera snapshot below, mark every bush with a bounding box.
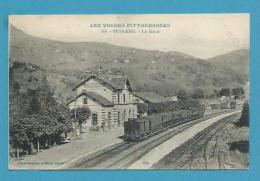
[229,141,249,153]
[235,102,249,127]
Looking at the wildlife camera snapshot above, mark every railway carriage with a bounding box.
[124,107,204,141]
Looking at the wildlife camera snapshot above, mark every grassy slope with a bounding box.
[207,49,249,78]
[9,25,249,98]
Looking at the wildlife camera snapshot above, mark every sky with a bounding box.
[9,14,249,59]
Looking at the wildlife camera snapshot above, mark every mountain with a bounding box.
[207,49,249,78]
[9,25,249,98]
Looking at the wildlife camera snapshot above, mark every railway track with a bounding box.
[70,110,236,169]
[152,113,240,169]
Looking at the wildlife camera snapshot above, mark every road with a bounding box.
[69,110,239,169]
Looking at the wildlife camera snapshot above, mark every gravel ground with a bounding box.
[9,127,124,170]
[152,113,249,169]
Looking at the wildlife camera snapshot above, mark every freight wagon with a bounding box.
[124,107,204,141]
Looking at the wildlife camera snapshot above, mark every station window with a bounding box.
[123,94,126,103]
[83,97,88,104]
[117,111,121,126]
[92,113,98,126]
[123,110,126,122]
[108,112,112,127]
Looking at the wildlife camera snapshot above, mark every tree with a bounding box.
[235,102,249,127]
[12,81,20,92]
[213,89,220,98]
[22,85,73,150]
[126,78,132,92]
[219,88,230,97]
[70,107,91,132]
[191,89,204,99]
[234,95,239,100]
[177,90,187,101]
[27,89,41,115]
[9,63,74,157]
[232,87,244,99]
[137,103,148,115]
[9,79,30,158]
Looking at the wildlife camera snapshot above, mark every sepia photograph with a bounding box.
[8,14,249,170]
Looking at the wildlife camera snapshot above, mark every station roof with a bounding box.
[68,91,114,107]
[133,91,172,103]
[72,75,126,91]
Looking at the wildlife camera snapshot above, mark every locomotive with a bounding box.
[124,107,204,141]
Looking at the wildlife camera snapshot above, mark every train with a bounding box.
[124,107,204,141]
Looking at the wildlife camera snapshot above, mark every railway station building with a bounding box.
[68,75,138,129]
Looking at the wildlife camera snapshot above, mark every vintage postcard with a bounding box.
[8,14,249,170]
